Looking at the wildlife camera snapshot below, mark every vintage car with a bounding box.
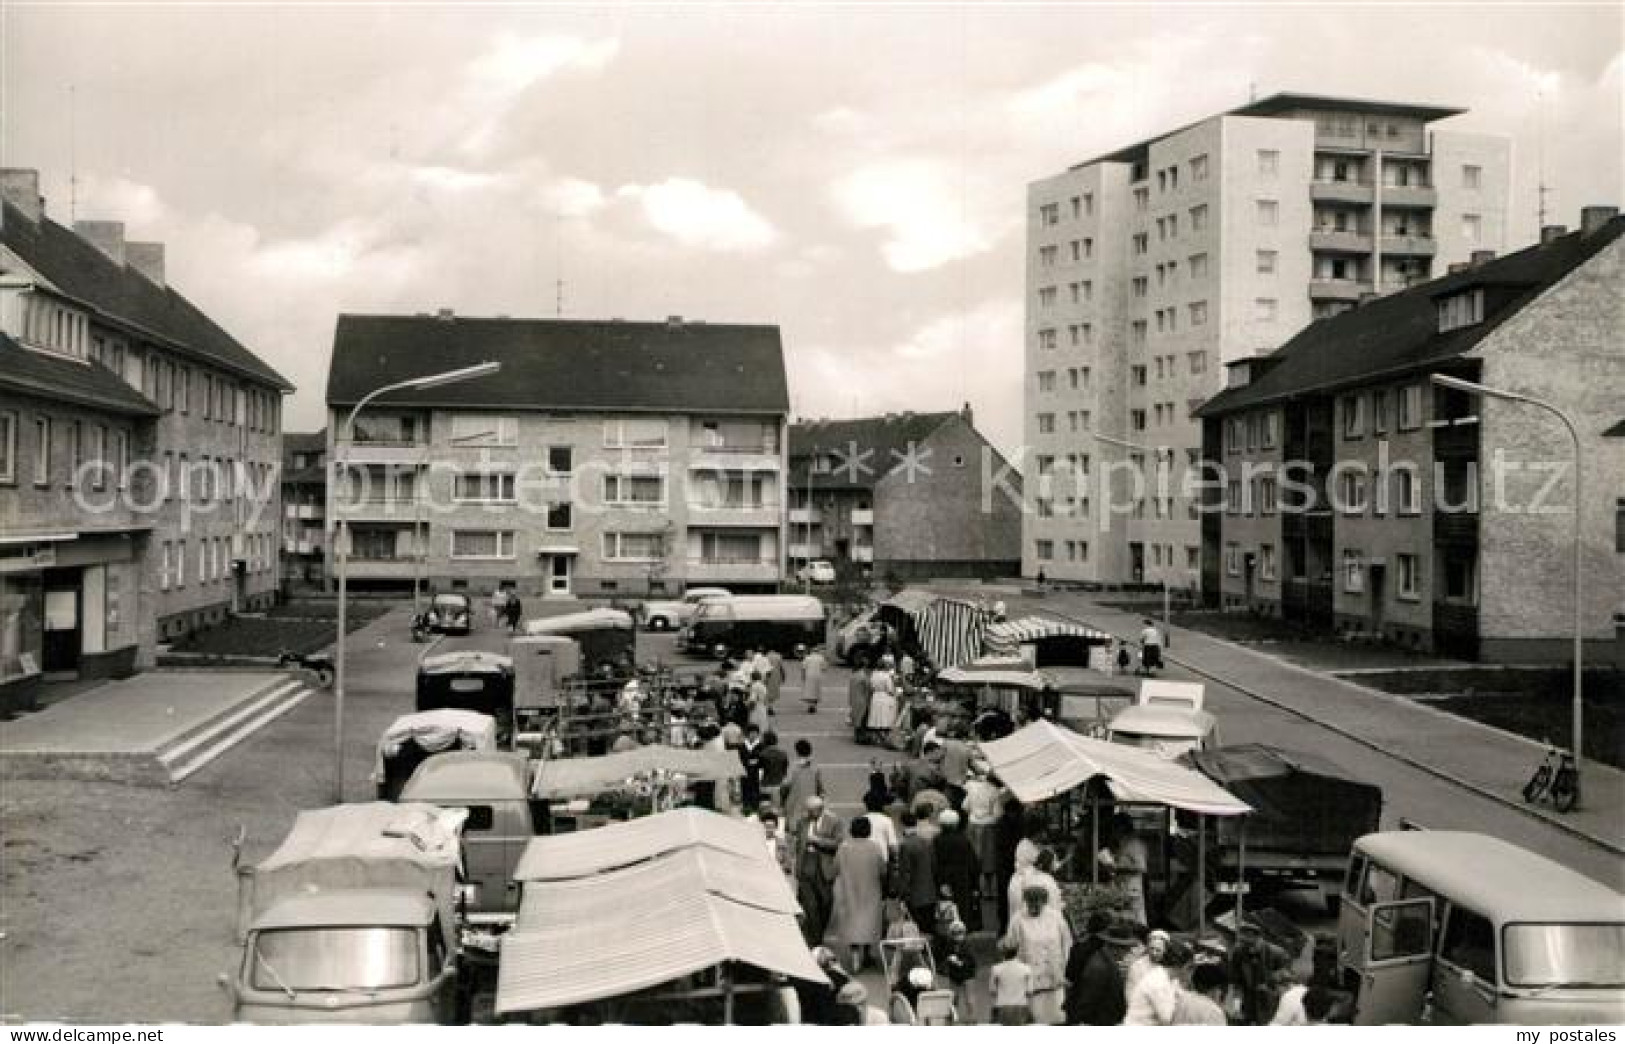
[678,595,826,658]
[225,803,469,1024]
[638,587,731,632]
[416,651,516,728]
[425,592,474,635]
[1106,680,1218,760]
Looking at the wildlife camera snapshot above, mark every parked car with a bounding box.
[638,587,731,631]
[679,595,827,658]
[425,592,474,635]
[797,559,836,585]
[834,607,881,665]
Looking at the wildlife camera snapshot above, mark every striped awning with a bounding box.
[531,747,743,800]
[513,806,768,881]
[979,720,1251,816]
[983,615,1113,656]
[916,597,994,670]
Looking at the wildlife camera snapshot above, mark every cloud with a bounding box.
[830,159,994,273]
[409,165,501,194]
[78,176,169,227]
[618,178,778,252]
[538,177,608,219]
[896,300,1022,362]
[465,32,620,106]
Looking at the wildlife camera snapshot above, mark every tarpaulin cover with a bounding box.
[516,846,800,927]
[251,802,468,926]
[513,806,770,881]
[983,616,1113,657]
[979,720,1251,816]
[1186,745,1381,853]
[531,746,743,800]
[522,608,635,636]
[936,656,1048,690]
[372,709,497,783]
[418,649,514,674]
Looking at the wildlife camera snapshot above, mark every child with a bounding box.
[989,938,1033,1026]
[941,921,979,1025]
[933,883,961,952]
[1115,640,1133,675]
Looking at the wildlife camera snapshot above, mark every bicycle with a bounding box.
[1522,745,1579,813]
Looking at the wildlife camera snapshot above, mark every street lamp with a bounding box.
[1432,373,1585,805]
[332,360,500,803]
[1092,433,1183,629]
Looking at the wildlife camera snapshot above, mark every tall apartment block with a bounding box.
[1022,94,1510,591]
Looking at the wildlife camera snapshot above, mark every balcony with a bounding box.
[690,443,781,472]
[1309,229,1374,254]
[340,441,429,465]
[1382,234,1436,257]
[1382,184,1437,208]
[1309,279,1374,302]
[342,557,420,580]
[787,543,823,561]
[850,508,874,526]
[284,504,323,520]
[686,557,781,584]
[686,502,781,527]
[1433,509,1479,547]
[1310,180,1374,205]
[336,497,425,522]
[788,507,822,525]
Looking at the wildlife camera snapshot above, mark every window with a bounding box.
[1397,553,1421,600]
[0,412,14,484]
[1038,244,1058,267]
[1035,539,1054,561]
[1343,395,1366,439]
[1617,499,1625,553]
[1259,544,1277,580]
[1037,371,1057,392]
[1257,149,1279,177]
[1038,203,1059,226]
[174,539,185,586]
[1261,411,1278,449]
[1189,301,1208,326]
[1037,328,1057,351]
[1372,390,1390,434]
[1339,470,1367,513]
[1187,351,1207,374]
[1190,154,1209,181]
[1256,249,1277,275]
[1036,413,1055,435]
[160,542,173,591]
[603,418,667,449]
[1186,546,1199,570]
[1256,199,1279,226]
[1461,165,1482,190]
[1442,555,1477,604]
[1225,542,1240,576]
[1342,550,1364,593]
[113,431,128,490]
[548,446,573,474]
[1130,409,1146,432]
[601,531,663,561]
[1260,476,1278,515]
[1069,195,1081,219]
[1439,906,1495,982]
[1398,384,1423,430]
[32,417,50,486]
[1038,287,1058,308]
[1083,193,1094,217]
[1132,277,1148,298]
[1437,289,1484,332]
[1131,321,1147,347]
[1081,238,1094,259]
[1189,204,1208,231]
[454,472,517,503]
[1461,213,1482,242]
[1131,365,1147,387]
[451,530,515,560]
[1396,468,1421,515]
[446,414,517,447]
[1255,298,1278,322]
[68,421,84,486]
[603,474,664,505]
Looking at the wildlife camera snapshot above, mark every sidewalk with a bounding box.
[1015,589,1625,857]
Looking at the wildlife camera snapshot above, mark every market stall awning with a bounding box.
[879,588,938,621]
[512,806,769,881]
[916,597,994,670]
[980,720,1251,816]
[937,656,1048,690]
[517,845,800,927]
[983,615,1113,656]
[496,890,825,1014]
[531,746,743,800]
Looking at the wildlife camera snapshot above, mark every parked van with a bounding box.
[679,594,826,658]
[1337,830,1625,1025]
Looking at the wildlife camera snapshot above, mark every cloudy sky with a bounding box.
[3,4,1619,451]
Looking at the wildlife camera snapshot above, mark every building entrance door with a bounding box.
[1129,543,1145,583]
[548,555,572,596]
[41,570,82,677]
[1369,564,1387,634]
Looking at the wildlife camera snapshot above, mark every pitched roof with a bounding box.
[788,411,958,490]
[0,332,161,417]
[0,203,292,390]
[327,314,788,414]
[283,430,327,453]
[1197,218,1625,418]
[1605,419,1625,438]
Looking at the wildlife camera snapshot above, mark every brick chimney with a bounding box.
[0,168,44,224]
[1447,262,1469,274]
[1580,205,1619,235]
[127,242,166,285]
[1540,224,1568,244]
[961,401,974,427]
[1470,250,1496,266]
[74,220,127,266]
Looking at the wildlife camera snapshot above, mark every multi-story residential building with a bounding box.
[787,408,1022,582]
[1,168,291,706]
[325,314,788,599]
[1194,209,1623,664]
[1023,94,1510,592]
[281,431,327,587]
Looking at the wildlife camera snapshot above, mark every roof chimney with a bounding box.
[961,401,974,427]
[1447,262,1469,274]
[1580,205,1619,235]
[1470,250,1496,266]
[126,242,165,285]
[436,308,455,320]
[666,315,683,328]
[1357,292,1378,305]
[0,168,44,224]
[74,220,127,265]
[1540,224,1567,244]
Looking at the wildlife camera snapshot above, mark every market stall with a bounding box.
[496,808,823,1024]
[979,719,1252,933]
[530,746,745,828]
[934,656,1050,738]
[982,614,1114,666]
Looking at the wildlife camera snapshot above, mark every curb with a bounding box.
[1038,603,1624,859]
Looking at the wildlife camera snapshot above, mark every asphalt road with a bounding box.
[1,603,1617,1023]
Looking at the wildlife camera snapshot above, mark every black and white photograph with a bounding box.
[0,1,1621,1029]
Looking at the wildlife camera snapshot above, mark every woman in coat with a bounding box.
[825,816,888,971]
[1002,885,1074,1025]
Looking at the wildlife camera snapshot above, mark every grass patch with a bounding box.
[166,606,390,658]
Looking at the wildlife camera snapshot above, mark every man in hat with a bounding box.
[1063,913,1131,1025]
[794,795,843,945]
[1230,920,1291,1025]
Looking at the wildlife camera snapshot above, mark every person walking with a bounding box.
[963,762,1003,906]
[739,724,766,809]
[1002,885,1073,1025]
[780,739,824,824]
[1138,618,1164,675]
[989,939,1034,1025]
[504,592,524,634]
[1063,914,1130,1026]
[866,672,899,745]
[747,671,771,733]
[795,796,844,945]
[932,809,981,933]
[1005,846,1063,934]
[848,664,873,744]
[895,811,938,935]
[759,731,789,791]
[765,648,784,716]
[801,645,828,712]
[825,816,887,972]
[992,795,1026,932]
[941,921,978,1024]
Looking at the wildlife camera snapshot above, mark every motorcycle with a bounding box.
[411,611,434,643]
[277,649,335,688]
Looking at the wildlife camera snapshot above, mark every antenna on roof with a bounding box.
[554,210,565,318]
[68,85,79,222]
[1535,88,1551,230]
[1248,81,1258,103]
